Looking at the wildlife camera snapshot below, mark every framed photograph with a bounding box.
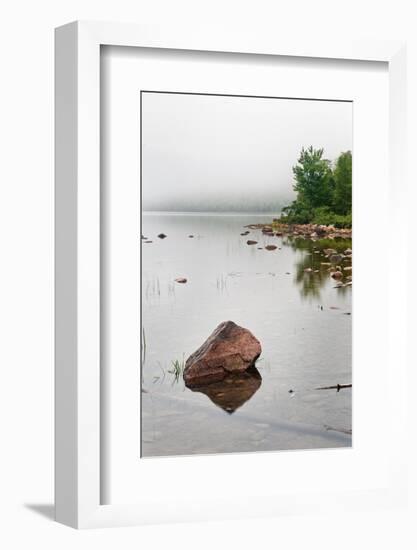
[55,21,407,528]
[138,91,354,458]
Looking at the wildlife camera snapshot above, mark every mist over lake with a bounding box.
[141,93,352,213]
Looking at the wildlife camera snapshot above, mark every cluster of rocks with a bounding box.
[302,246,352,287]
[324,247,352,285]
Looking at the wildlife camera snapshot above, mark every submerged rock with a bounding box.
[265,245,277,251]
[183,321,262,387]
[157,233,167,239]
[329,253,343,264]
[188,366,262,414]
[247,240,258,245]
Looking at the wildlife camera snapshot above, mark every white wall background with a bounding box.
[0,1,415,548]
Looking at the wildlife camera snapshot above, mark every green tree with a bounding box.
[292,146,333,210]
[280,147,352,227]
[332,151,352,215]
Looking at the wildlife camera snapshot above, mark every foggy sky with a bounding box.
[141,92,352,213]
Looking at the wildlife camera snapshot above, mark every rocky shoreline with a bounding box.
[244,221,352,240]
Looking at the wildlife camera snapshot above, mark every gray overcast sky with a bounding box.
[141,92,352,213]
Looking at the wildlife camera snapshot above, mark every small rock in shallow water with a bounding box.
[188,235,194,238]
[265,245,277,251]
[240,231,250,236]
[329,254,343,263]
[158,233,167,239]
[247,240,258,245]
[175,277,187,284]
[144,240,153,243]
[331,271,343,280]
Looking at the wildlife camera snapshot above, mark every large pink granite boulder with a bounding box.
[183,321,262,387]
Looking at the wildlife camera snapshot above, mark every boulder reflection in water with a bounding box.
[186,365,262,414]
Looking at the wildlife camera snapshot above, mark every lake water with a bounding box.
[141,213,352,457]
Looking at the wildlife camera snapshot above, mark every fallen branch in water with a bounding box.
[316,383,352,392]
[324,424,352,435]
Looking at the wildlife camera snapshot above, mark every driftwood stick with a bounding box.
[316,383,352,392]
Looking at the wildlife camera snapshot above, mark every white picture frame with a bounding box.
[55,21,407,529]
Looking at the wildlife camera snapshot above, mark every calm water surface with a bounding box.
[141,213,352,457]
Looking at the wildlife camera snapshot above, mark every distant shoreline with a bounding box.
[142,211,282,217]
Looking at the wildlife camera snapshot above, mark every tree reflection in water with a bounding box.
[284,236,352,300]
